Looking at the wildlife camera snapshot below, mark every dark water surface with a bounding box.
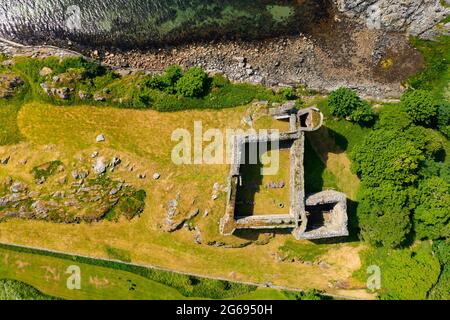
[0,0,332,48]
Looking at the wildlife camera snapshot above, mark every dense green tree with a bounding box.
[328,88,374,124]
[413,177,450,240]
[351,129,425,186]
[348,101,375,123]
[401,90,437,126]
[376,106,412,130]
[437,101,450,138]
[143,65,184,93]
[176,67,208,98]
[357,182,412,248]
[360,243,441,300]
[429,240,450,300]
[328,87,361,118]
[404,126,445,159]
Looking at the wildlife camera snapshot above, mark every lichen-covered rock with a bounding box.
[335,0,450,39]
[10,182,27,193]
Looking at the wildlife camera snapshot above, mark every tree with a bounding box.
[429,240,450,300]
[357,182,412,248]
[400,90,437,126]
[377,106,412,131]
[414,176,450,240]
[328,87,374,124]
[351,129,425,186]
[348,101,375,123]
[176,67,208,98]
[360,243,441,300]
[437,101,450,138]
[328,87,361,118]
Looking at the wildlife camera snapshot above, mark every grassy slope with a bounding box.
[0,55,367,299]
[0,246,302,300]
[0,279,60,300]
[0,101,366,298]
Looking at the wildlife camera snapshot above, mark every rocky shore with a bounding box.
[0,8,441,99]
[91,18,424,99]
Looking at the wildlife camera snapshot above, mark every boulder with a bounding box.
[10,182,27,193]
[39,67,53,77]
[93,93,106,102]
[152,173,161,180]
[93,158,107,175]
[0,155,10,165]
[96,134,105,142]
[78,90,90,100]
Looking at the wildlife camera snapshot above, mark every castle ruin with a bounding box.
[220,104,349,240]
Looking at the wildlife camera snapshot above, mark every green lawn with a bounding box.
[0,247,187,300]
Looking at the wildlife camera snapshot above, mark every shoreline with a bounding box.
[1,17,424,100]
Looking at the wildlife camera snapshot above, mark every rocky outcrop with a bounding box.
[335,0,450,39]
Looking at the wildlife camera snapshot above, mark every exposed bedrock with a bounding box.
[335,0,450,39]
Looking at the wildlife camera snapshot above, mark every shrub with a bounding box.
[176,67,208,98]
[377,106,412,130]
[401,90,437,126]
[152,93,185,112]
[278,87,296,100]
[328,87,361,118]
[211,74,230,88]
[31,160,63,181]
[328,87,374,123]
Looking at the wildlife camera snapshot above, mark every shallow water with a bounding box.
[0,0,331,48]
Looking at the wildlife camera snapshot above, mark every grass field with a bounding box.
[0,53,372,299]
[0,245,321,300]
[0,100,368,298]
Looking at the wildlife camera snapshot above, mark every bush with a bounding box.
[401,90,437,126]
[211,74,230,88]
[328,87,374,123]
[278,87,296,100]
[176,67,208,98]
[377,106,412,130]
[152,93,185,112]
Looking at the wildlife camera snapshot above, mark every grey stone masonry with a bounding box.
[220,106,349,240]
